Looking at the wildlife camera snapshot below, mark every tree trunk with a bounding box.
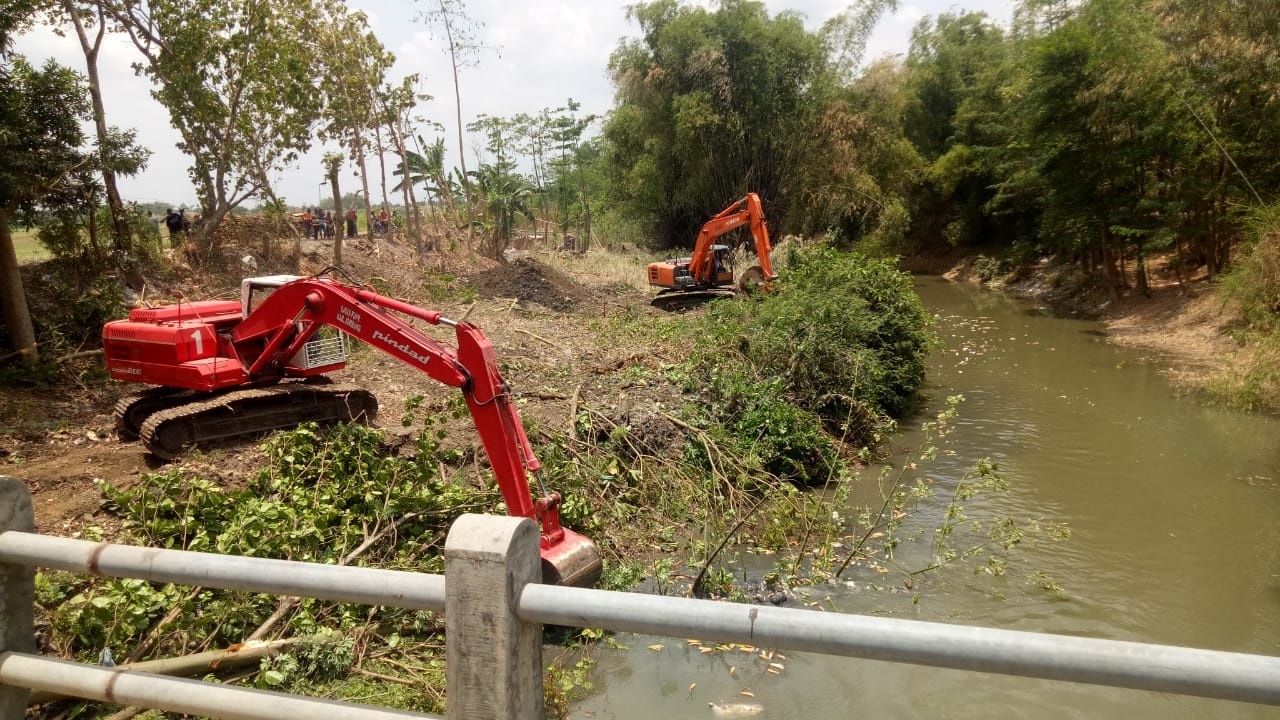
[578,163,591,254]
[330,171,343,268]
[1099,227,1120,301]
[356,136,373,241]
[374,125,390,226]
[0,209,38,365]
[388,123,421,257]
[438,11,477,256]
[64,1,132,253]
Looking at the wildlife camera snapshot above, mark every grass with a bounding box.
[11,227,49,264]
[540,245,656,293]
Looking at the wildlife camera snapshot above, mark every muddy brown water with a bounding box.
[573,276,1280,719]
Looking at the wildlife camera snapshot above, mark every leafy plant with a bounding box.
[43,420,496,712]
[697,246,934,451]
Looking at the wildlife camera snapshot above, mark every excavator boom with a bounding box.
[104,272,603,587]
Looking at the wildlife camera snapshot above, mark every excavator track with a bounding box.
[138,383,379,460]
[650,288,737,312]
[114,387,202,440]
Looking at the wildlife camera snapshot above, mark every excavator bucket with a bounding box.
[541,528,604,587]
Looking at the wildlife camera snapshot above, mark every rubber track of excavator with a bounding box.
[114,387,201,441]
[138,383,379,460]
[650,288,737,312]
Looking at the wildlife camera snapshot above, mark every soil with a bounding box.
[1,239,1241,538]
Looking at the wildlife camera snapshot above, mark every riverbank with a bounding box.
[938,255,1253,407]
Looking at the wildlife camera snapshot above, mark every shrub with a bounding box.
[1222,202,1280,332]
[697,245,933,452]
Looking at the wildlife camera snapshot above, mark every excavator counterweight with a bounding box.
[103,270,603,587]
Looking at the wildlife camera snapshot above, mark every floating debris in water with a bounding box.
[709,702,764,717]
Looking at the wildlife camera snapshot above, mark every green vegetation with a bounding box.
[12,0,1267,709]
[41,420,476,715]
[1212,204,1280,410]
[8,0,1280,377]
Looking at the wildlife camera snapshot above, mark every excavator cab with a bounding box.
[241,276,348,373]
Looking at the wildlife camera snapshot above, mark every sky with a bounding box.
[13,0,1017,210]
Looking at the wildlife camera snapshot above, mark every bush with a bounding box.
[1222,202,1280,332]
[696,245,933,452]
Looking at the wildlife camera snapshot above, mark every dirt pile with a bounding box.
[469,257,597,311]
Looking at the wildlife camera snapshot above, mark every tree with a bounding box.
[547,100,595,253]
[899,12,1016,251]
[468,161,534,260]
[513,110,554,245]
[417,0,490,229]
[605,0,834,246]
[313,4,393,245]
[0,56,92,365]
[52,0,140,252]
[377,77,428,253]
[103,0,327,248]
[1,0,38,49]
[1149,0,1280,275]
[323,152,343,266]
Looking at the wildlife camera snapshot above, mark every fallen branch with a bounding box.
[591,352,645,374]
[29,639,297,707]
[127,586,203,662]
[57,349,103,363]
[0,345,37,364]
[247,511,427,642]
[513,327,557,348]
[353,668,417,686]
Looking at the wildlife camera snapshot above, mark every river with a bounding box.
[573,276,1280,719]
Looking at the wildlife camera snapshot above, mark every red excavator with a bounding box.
[646,192,778,311]
[101,269,602,587]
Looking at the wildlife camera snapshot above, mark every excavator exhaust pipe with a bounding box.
[541,528,604,587]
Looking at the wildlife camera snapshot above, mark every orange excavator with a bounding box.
[646,192,778,311]
[101,269,603,586]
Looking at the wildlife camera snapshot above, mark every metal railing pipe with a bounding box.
[0,532,445,611]
[0,652,437,720]
[519,585,1280,706]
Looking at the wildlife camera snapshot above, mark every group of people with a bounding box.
[370,208,395,234]
[300,208,362,239]
[159,203,407,249]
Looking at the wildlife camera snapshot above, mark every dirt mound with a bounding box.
[469,257,595,311]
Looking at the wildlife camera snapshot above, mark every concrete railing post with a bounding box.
[0,477,35,719]
[444,514,544,720]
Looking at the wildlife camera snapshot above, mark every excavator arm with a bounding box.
[230,274,602,586]
[687,192,778,286]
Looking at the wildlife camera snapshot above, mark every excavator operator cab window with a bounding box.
[711,244,732,276]
[240,275,348,371]
[241,275,303,317]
